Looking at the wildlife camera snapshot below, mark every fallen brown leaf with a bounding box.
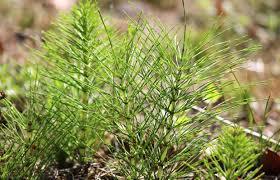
[261,148,280,175]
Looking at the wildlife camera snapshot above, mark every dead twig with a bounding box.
[192,105,279,145]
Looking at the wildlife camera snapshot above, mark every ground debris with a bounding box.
[43,162,118,180]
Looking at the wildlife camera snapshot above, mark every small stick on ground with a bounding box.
[192,105,279,145]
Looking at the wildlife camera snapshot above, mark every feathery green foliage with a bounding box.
[101,19,259,178]
[204,127,263,179]
[0,0,262,179]
[38,0,112,159]
[0,1,111,177]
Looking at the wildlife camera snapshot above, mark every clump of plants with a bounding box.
[0,0,264,179]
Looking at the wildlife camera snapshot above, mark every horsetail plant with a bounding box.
[204,127,263,179]
[0,0,261,179]
[1,1,112,177]
[101,18,260,179]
